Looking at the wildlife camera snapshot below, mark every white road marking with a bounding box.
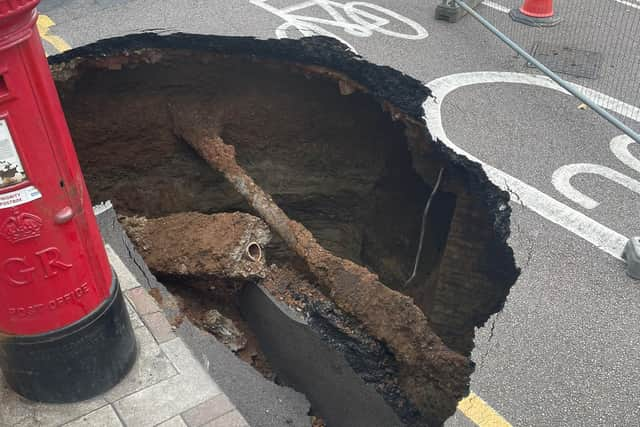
[275,21,357,51]
[553,136,640,209]
[344,3,429,39]
[482,0,510,14]
[425,72,637,260]
[251,0,428,53]
[552,163,640,209]
[611,135,640,174]
[614,0,640,10]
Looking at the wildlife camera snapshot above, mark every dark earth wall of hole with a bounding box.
[50,33,520,356]
[50,34,520,424]
[58,53,454,306]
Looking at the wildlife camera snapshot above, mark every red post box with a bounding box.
[0,0,136,402]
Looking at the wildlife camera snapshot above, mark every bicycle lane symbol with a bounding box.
[249,0,428,53]
[425,71,640,260]
[552,135,640,210]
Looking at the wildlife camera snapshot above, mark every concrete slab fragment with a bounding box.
[175,319,311,427]
[241,284,403,427]
[63,405,123,427]
[103,325,177,403]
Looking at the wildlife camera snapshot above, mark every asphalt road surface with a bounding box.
[37,0,640,425]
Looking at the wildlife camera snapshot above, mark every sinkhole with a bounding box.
[51,34,520,427]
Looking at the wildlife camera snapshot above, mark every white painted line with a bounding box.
[425,71,635,260]
[552,163,640,210]
[611,135,640,174]
[344,2,429,40]
[483,1,510,14]
[552,135,640,209]
[250,0,428,53]
[278,0,324,15]
[614,0,640,10]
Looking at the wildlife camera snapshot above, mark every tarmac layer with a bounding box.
[241,284,403,427]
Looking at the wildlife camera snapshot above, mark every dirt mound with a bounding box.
[123,212,270,279]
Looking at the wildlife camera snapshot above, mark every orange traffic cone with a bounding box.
[510,0,561,26]
[520,0,554,17]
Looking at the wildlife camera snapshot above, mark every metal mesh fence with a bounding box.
[468,0,640,127]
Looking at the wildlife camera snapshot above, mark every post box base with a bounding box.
[0,273,138,403]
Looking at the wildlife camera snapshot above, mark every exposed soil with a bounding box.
[163,276,274,379]
[58,53,445,291]
[51,35,520,426]
[121,212,274,376]
[165,102,472,422]
[122,212,271,279]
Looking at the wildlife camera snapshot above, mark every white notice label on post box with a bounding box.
[0,119,26,189]
[0,185,42,210]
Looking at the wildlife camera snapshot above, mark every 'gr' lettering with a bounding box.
[2,257,36,286]
[35,247,73,278]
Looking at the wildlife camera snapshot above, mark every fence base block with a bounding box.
[623,237,640,280]
[509,8,561,27]
[436,0,484,23]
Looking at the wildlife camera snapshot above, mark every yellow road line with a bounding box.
[458,392,512,427]
[37,14,71,53]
